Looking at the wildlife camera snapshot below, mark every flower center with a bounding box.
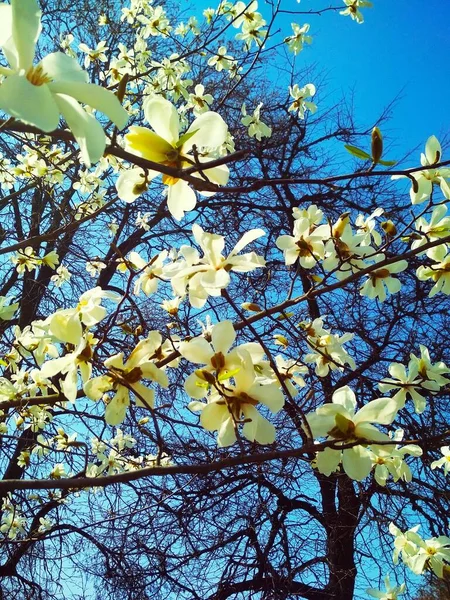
[26,65,52,86]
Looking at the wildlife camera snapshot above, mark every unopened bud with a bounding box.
[241,302,262,312]
[115,73,129,104]
[274,334,289,348]
[381,220,397,236]
[371,127,383,164]
[332,212,350,238]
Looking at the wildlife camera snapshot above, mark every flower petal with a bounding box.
[12,0,41,70]
[144,95,179,145]
[316,447,341,476]
[354,398,398,425]
[242,405,276,444]
[211,321,236,355]
[0,75,59,131]
[167,180,197,221]
[182,111,228,152]
[332,386,357,413]
[54,93,106,166]
[41,52,88,83]
[342,445,372,480]
[0,5,12,46]
[125,126,173,163]
[230,229,265,257]
[49,81,128,129]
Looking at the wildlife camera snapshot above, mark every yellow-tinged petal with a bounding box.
[105,389,129,426]
[132,382,155,409]
[125,126,174,163]
[0,74,60,131]
[49,310,82,345]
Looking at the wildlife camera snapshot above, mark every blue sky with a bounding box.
[275,0,449,157]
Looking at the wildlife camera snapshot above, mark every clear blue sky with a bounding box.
[276,0,450,157]
[193,0,449,160]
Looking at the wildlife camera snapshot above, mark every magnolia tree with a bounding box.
[0,0,448,598]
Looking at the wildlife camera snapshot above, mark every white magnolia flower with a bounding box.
[360,255,408,302]
[431,446,450,475]
[119,96,229,220]
[369,440,422,486]
[40,332,97,402]
[189,347,284,447]
[48,287,120,345]
[0,0,128,165]
[84,333,169,426]
[288,83,317,118]
[165,225,266,307]
[406,531,450,578]
[392,136,450,204]
[355,207,384,245]
[284,23,312,55]
[241,102,272,140]
[340,0,373,24]
[306,386,398,480]
[276,217,330,268]
[366,574,405,600]
[416,244,450,296]
[411,205,450,253]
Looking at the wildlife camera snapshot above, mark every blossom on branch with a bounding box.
[0,0,128,165]
[118,95,229,220]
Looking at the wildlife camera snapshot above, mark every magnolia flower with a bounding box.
[389,523,421,565]
[276,218,330,268]
[355,207,384,245]
[411,205,450,252]
[369,440,422,486]
[406,532,450,578]
[189,348,284,447]
[416,244,450,296]
[0,0,128,165]
[360,256,408,302]
[84,333,169,426]
[378,362,431,414]
[187,84,214,116]
[48,287,120,345]
[284,23,312,55]
[180,320,243,399]
[304,331,356,377]
[288,83,317,118]
[119,96,229,220]
[431,446,450,475]
[165,225,266,307]
[392,136,450,204]
[207,46,234,72]
[123,250,168,296]
[340,0,373,24]
[306,386,398,480]
[323,224,373,280]
[241,103,272,140]
[40,332,97,402]
[0,296,19,320]
[366,574,405,600]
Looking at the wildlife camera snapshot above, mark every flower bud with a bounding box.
[241,302,262,312]
[371,127,383,164]
[381,220,397,236]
